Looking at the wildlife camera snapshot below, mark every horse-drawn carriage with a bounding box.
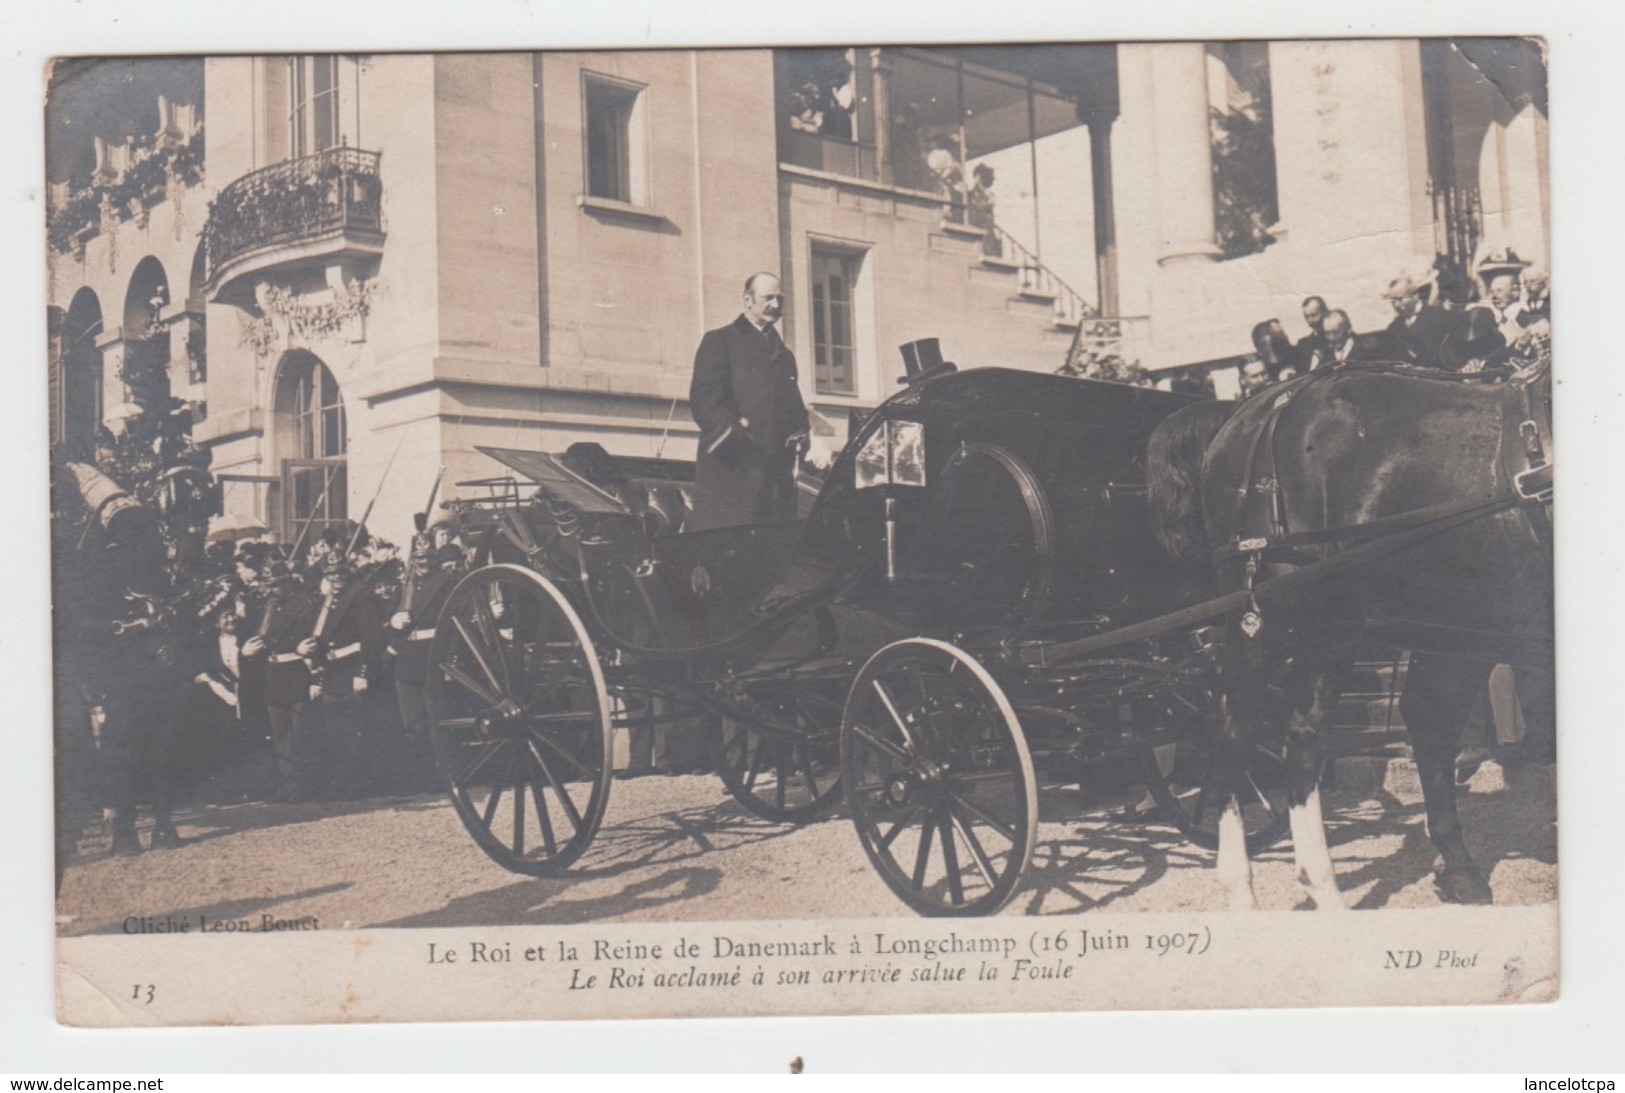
[425,352,1553,917]
[427,364,1267,914]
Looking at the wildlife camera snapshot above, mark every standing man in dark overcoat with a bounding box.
[240,559,321,802]
[689,272,810,530]
[388,509,466,791]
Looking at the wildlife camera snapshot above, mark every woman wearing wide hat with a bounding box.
[1440,246,1531,372]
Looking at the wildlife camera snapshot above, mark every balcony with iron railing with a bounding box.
[201,147,385,299]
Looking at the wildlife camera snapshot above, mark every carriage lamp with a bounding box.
[854,418,927,491]
[854,419,927,581]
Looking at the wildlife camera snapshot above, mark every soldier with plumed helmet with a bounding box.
[239,552,322,801]
[296,524,389,797]
[389,507,467,789]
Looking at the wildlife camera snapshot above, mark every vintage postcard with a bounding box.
[46,38,1556,1027]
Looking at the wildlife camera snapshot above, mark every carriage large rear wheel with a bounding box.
[841,639,1038,916]
[427,564,613,876]
[712,682,845,824]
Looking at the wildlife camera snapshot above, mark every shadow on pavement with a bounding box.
[379,867,724,928]
[380,797,833,927]
[1007,771,1555,915]
[164,792,445,845]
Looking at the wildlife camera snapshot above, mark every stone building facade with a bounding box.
[46,40,1548,545]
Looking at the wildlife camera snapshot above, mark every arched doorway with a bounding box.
[121,255,172,406]
[1421,39,1549,294]
[272,350,347,543]
[59,287,105,453]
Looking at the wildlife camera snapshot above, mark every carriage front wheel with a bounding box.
[427,564,614,876]
[840,638,1038,917]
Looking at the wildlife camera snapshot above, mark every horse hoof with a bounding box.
[1435,870,1493,905]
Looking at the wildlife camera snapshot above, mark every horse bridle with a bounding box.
[1214,358,1555,580]
[1508,355,1553,505]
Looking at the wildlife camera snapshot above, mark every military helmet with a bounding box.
[426,507,462,535]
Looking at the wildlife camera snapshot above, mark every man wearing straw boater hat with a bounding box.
[1382,269,1461,370]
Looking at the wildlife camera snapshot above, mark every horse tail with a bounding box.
[1147,399,1234,567]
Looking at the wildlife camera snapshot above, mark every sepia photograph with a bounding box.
[24,14,1585,1041]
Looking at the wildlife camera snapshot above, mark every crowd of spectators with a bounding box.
[1233,246,1551,399]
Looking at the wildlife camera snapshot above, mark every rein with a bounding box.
[1023,489,1529,669]
[1212,492,1528,567]
[1217,358,1554,570]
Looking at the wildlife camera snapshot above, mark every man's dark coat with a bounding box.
[689,315,810,530]
[1384,305,1463,369]
[1295,330,1333,371]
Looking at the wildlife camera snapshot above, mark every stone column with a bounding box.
[1151,43,1221,266]
[162,303,207,397]
[1083,110,1120,316]
[870,49,893,186]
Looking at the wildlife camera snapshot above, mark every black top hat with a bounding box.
[897,338,958,385]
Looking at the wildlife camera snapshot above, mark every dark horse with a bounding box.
[1148,362,1552,908]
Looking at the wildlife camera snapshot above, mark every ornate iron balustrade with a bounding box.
[1429,179,1482,289]
[202,147,384,288]
[987,225,1096,330]
[1059,316,1152,384]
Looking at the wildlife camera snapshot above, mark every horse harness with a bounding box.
[1214,360,1554,639]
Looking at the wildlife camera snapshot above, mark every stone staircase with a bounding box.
[925,219,1155,377]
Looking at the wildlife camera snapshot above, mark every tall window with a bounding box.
[776,48,874,180]
[811,248,863,395]
[1206,42,1280,259]
[583,74,647,205]
[289,56,342,159]
[279,356,347,540]
[293,360,346,461]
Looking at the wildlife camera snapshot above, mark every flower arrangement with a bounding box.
[46,131,205,255]
[1059,351,1153,388]
[238,279,379,360]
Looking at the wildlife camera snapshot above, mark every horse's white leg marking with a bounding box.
[1289,783,1346,910]
[1216,798,1259,911]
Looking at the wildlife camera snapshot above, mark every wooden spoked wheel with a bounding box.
[840,639,1038,917]
[712,683,844,824]
[427,564,613,875]
[1141,694,1291,854]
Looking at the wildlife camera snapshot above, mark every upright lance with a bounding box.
[345,431,408,559]
[312,432,408,644]
[286,463,339,565]
[415,465,447,534]
[403,465,447,617]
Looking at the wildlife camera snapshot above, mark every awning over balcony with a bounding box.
[202,147,385,302]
